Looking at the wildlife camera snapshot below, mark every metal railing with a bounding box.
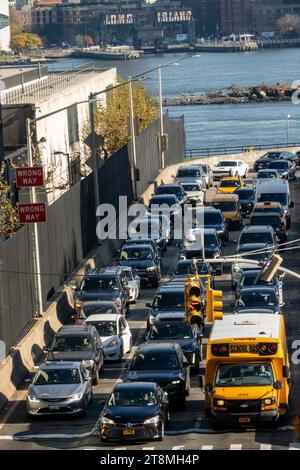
[3,62,96,105]
[185,142,300,160]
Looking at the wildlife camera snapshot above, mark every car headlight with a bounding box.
[114,297,122,307]
[144,415,160,425]
[262,398,276,406]
[82,359,94,369]
[27,394,40,403]
[213,398,227,407]
[146,266,156,272]
[70,393,83,401]
[74,300,82,309]
[106,338,118,348]
[101,416,115,425]
[171,380,181,385]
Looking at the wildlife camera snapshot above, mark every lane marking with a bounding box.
[201,445,213,450]
[172,445,185,450]
[114,447,127,450]
[142,447,155,450]
[260,444,272,450]
[230,444,242,450]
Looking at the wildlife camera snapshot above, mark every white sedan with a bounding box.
[212,160,249,180]
[120,266,140,303]
[84,313,132,361]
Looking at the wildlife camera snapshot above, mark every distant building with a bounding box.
[0,0,10,51]
[252,0,300,35]
[220,0,253,35]
[180,0,220,36]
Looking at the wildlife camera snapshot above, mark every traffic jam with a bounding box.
[25,149,298,443]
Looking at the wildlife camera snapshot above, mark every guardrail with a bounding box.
[185,142,300,159]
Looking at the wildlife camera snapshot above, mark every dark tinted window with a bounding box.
[34,368,81,385]
[235,189,255,200]
[80,277,119,291]
[131,351,179,370]
[149,322,192,340]
[152,292,184,309]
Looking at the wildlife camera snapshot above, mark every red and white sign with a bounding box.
[18,203,47,223]
[16,167,44,188]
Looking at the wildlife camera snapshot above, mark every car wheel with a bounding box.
[80,397,88,417]
[118,345,124,362]
[92,369,99,386]
[157,421,164,441]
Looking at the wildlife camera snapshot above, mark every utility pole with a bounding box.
[89,94,100,214]
[129,77,138,199]
[158,65,165,170]
[26,118,43,317]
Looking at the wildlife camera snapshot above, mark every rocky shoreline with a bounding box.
[164,84,297,106]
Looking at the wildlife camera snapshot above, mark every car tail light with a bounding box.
[259,342,278,355]
[211,343,229,356]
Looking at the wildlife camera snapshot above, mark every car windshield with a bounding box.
[251,215,281,228]
[121,248,153,260]
[212,201,237,211]
[268,161,289,169]
[264,152,281,159]
[182,183,201,192]
[239,232,274,245]
[217,161,237,167]
[156,186,181,197]
[257,171,277,178]
[34,368,81,385]
[52,336,93,352]
[131,351,179,370]
[253,207,282,216]
[235,189,254,200]
[215,363,274,387]
[257,193,288,206]
[108,389,157,407]
[122,270,134,281]
[241,272,275,286]
[177,168,200,178]
[203,212,222,225]
[81,305,116,317]
[152,292,184,310]
[149,322,192,340]
[220,180,241,188]
[88,321,117,336]
[238,248,270,262]
[174,261,191,274]
[80,277,119,291]
[237,291,277,308]
[150,196,177,206]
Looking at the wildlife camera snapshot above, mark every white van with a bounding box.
[255,179,294,229]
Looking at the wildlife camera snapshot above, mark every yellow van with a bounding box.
[212,193,242,229]
[203,314,290,428]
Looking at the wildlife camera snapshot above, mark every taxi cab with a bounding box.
[202,314,290,429]
[217,176,245,194]
[251,201,287,231]
[212,193,242,229]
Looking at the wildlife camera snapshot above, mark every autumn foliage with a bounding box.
[11,33,43,51]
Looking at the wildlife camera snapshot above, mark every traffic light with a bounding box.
[184,278,203,327]
[206,286,223,322]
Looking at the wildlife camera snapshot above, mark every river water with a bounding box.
[53,49,300,149]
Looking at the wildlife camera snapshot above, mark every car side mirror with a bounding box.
[273,380,283,390]
[42,346,48,353]
[205,383,213,394]
[289,201,294,208]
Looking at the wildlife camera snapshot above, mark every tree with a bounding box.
[0,180,21,238]
[85,78,159,155]
[9,7,26,36]
[11,33,43,51]
[277,15,300,38]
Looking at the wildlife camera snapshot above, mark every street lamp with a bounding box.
[286,114,291,146]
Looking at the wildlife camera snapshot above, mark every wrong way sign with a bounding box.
[16,167,44,188]
[18,203,47,223]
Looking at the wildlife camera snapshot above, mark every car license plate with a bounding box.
[123,429,135,436]
[239,417,250,423]
[49,406,59,411]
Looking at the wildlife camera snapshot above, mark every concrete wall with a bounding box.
[35,68,117,204]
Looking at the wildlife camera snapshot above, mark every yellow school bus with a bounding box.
[204,314,290,428]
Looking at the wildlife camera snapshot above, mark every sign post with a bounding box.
[25,118,44,317]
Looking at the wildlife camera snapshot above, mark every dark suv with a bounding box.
[155,184,187,206]
[73,267,130,316]
[45,324,104,385]
[146,282,185,329]
[191,207,229,244]
[118,244,161,287]
[126,343,190,408]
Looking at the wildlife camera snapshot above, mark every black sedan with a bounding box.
[234,187,255,217]
[253,151,296,171]
[126,343,190,408]
[145,320,202,372]
[118,244,161,287]
[99,382,169,442]
[267,160,296,181]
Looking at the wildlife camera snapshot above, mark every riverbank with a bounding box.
[164,84,296,106]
